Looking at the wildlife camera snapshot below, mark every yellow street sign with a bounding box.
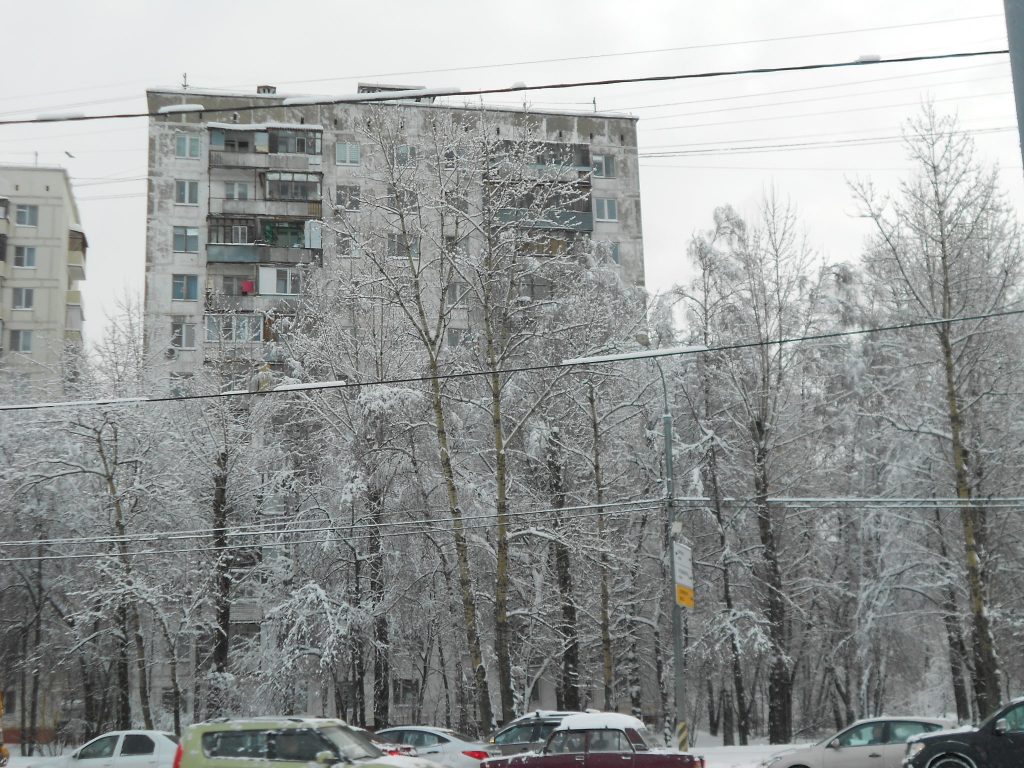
[673,540,694,609]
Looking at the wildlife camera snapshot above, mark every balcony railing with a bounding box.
[67,248,86,282]
[209,151,317,171]
[207,243,321,265]
[213,198,322,218]
[496,208,593,232]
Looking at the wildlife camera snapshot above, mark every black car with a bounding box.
[903,697,1024,768]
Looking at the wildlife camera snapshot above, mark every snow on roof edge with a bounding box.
[554,713,647,731]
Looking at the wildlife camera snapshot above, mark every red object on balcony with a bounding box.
[241,280,255,295]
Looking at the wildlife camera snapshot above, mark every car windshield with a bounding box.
[319,726,383,761]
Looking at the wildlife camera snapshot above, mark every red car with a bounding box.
[482,714,703,768]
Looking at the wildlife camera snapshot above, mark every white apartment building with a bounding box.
[144,85,645,389]
[0,165,86,386]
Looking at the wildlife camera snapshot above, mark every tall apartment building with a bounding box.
[0,165,87,386]
[144,85,644,388]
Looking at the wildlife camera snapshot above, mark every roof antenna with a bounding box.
[182,72,189,90]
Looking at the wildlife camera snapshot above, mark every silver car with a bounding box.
[374,727,494,768]
[764,718,951,768]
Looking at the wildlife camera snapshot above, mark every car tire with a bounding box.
[929,756,972,768]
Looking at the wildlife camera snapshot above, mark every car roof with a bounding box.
[555,714,646,732]
[847,717,954,727]
[190,717,350,731]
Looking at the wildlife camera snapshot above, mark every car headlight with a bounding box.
[905,742,926,760]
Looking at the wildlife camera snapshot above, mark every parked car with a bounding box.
[481,712,703,768]
[902,697,1024,768]
[374,727,494,768]
[488,712,585,756]
[177,717,436,768]
[763,717,950,768]
[28,731,180,768]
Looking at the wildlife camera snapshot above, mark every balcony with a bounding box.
[66,290,84,337]
[204,291,299,314]
[209,151,316,172]
[213,198,322,218]
[207,243,321,265]
[496,208,593,232]
[204,341,289,365]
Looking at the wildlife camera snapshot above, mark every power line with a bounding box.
[2,307,1022,414]
[640,126,1017,158]
[0,496,664,549]
[0,50,1008,128]
[230,14,1005,89]
[2,495,1020,552]
[0,505,665,564]
[613,61,1007,113]
[4,496,1020,564]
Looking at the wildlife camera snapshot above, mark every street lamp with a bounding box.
[562,344,706,748]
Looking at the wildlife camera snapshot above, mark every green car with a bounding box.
[176,717,436,768]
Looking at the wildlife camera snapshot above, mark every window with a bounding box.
[594,197,618,222]
[260,220,306,248]
[387,234,420,260]
[15,205,38,226]
[447,281,468,306]
[224,137,251,152]
[446,328,468,347]
[209,218,254,244]
[14,246,36,268]
[175,180,199,205]
[518,276,553,301]
[175,134,201,159]
[587,731,629,753]
[592,154,616,178]
[0,199,7,219]
[201,731,268,759]
[274,730,330,762]
[336,233,360,259]
[597,240,620,264]
[387,187,418,213]
[265,172,321,201]
[225,181,249,201]
[79,735,119,760]
[547,733,582,755]
[837,722,885,747]
[395,144,417,165]
[9,329,32,353]
[393,679,419,707]
[222,275,256,295]
[887,722,942,744]
[172,274,199,301]
[13,288,34,309]
[170,317,196,349]
[169,373,193,397]
[275,268,302,295]
[206,314,262,342]
[173,226,199,252]
[335,185,360,211]
[336,142,361,165]
[120,735,156,756]
[268,130,322,155]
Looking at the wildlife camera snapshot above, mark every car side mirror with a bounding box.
[994,719,1009,736]
[316,751,336,765]
[828,739,840,749]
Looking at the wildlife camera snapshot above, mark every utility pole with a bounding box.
[1004,0,1024,170]
[561,345,705,750]
[655,358,688,751]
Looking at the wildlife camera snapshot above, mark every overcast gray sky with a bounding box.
[2,0,1019,344]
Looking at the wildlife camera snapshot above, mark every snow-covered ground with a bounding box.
[695,744,788,768]
[6,742,796,768]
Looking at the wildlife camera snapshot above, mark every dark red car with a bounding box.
[481,714,703,768]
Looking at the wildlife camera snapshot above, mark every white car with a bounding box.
[374,727,494,768]
[33,731,180,768]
